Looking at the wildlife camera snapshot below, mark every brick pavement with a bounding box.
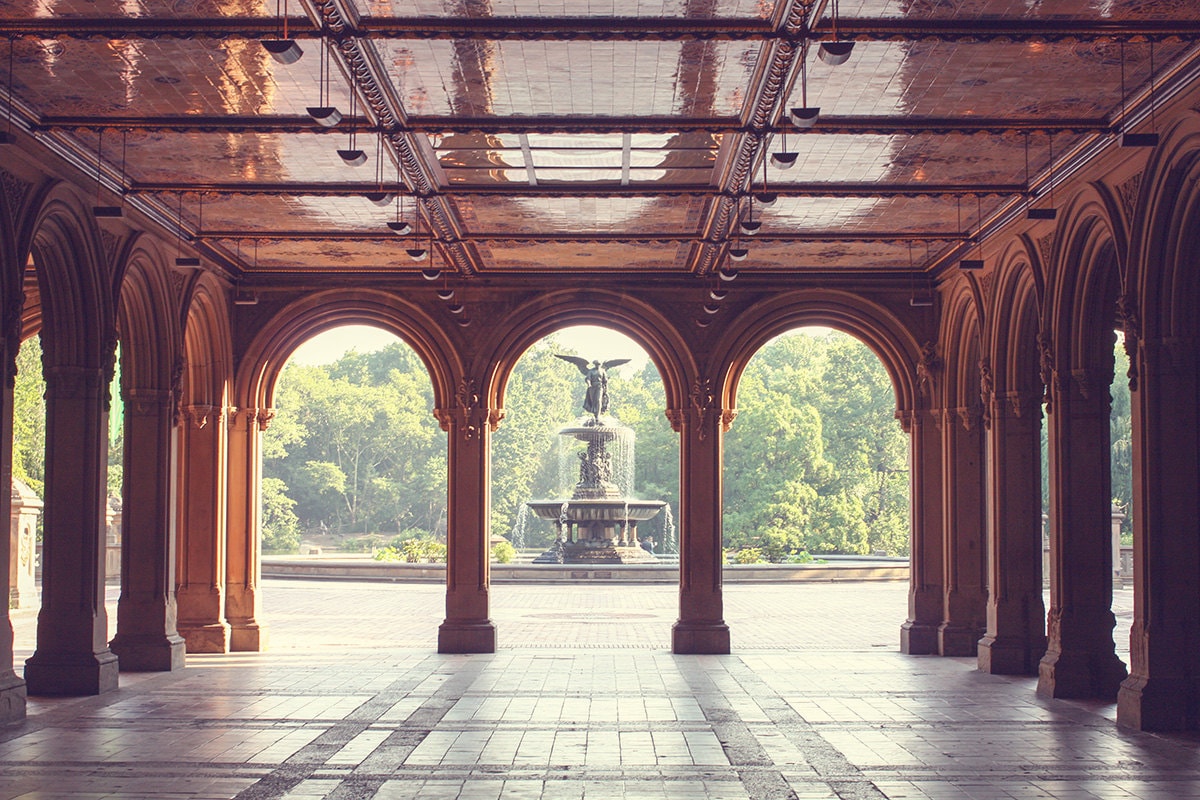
[1,580,1169,800]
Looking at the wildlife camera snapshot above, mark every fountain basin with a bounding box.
[528,499,666,564]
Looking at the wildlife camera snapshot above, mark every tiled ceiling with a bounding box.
[2,0,1198,276]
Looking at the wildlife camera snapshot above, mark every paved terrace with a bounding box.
[4,580,1193,800]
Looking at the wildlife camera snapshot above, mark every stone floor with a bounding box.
[4,580,1196,800]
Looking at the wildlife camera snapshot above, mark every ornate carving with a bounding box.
[1116,292,1140,391]
[183,404,214,429]
[456,377,482,440]
[100,230,121,271]
[1038,332,1057,412]
[916,341,940,397]
[1036,232,1056,271]
[721,408,738,432]
[957,406,982,431]
[978,356,994,428]
[664,407,685,432]
[255,408,275,431]
[690,377,716,440]
[1118,172,1143,222]
[0,167,31,215]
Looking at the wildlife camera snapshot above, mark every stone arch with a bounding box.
[233,289,459,414]
[1046,187,1124,386]
[1132,116,1200,341]
[116,239,179,392]
[714,290,921,420]
[989,237,1046,401]
[938,279,984,417]
[181,272,233,411]
[482,290,692,417]
[25,183,115,370]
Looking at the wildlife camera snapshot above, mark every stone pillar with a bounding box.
[108,389,186,671]
[1038,368,1127,699]
[900,407,943,655]
[670,383,730,655]
[437,382,497,653]
[1118,337,1200,730]
[0,330,26,720]
[176,405,230,652]
[225,407,268,652]
[24,365,119,695]
[938,408,987,656]
[9,479,41,608]
[978,392,1047,674]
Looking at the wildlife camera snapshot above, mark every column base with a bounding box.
[900,621,938,655]
[1117,673,1200,732]
[977,633,1046,675]
[1037,647,1128,700]
[438,620,496,653]
[24,650,120,696]
[110,633,187,672]
[229,622,268,652]
[672,621,730,654]
[0,671,26,722]
[178,622,231,654]
[938,623,983,657]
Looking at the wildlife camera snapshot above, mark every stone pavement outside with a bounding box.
[3,580,1188,800]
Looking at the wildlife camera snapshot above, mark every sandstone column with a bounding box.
[437,380,497,653]
[1038,368,1126,699]
[108,389,186,670]
[24,365,119,694]
[225,407,268,651]
[977,392,1047,674]
[0,329,26,720]
[671,380,730,655]
[175,404,230,652]
[1117,337,1200,730]
[900,407,944,655]
[938,407,987,656]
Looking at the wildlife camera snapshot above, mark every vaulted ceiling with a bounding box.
[3,0,1199,281]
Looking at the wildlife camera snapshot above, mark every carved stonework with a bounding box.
[978,357,994,428]
[916,341,940,397]
[1118,172,1143,222]
[0,167,31,215]
[979,271,995,309]
[690,377,716,440]
[100,230,120,272]
[957,406,982,431]
[1116,292,1140,391]
[255,408,275,431]
[125,388,172,416]
[183,404,214,429]
[1036,232,1056,271]
[664,407,685,432]
[456,377,482,440]
[1038,332,1057,412]
[721,408,738,432]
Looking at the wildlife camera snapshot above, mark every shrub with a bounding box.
[491,540,517,563]
[733,547,766,564]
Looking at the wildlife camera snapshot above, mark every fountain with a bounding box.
[528,355,665,564]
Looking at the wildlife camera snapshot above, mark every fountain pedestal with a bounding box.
[528,420,664,564]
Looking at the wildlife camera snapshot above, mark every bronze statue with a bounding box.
[555,355,631,422]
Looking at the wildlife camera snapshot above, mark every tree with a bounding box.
[12,336,46,497]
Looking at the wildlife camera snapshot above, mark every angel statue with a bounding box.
[555,355,631,422]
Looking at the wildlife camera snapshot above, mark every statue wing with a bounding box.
[554,354,591,374]
[601,358,631,370]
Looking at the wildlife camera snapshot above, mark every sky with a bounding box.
[288,324,652,372]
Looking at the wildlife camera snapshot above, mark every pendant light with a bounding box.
[739,195,762,236]
[818,0,854,66]
[1120,41,1159,148]
[1,39,15,145]
[789,44,820,129]
[92,129,125,218]
[337,84,367,166]
[959,196,984,271]
[306,37,341,127]
[174,193,202,267]
[262,0,303,64]
[1025,133,1057,221]
[387,159,413,234]
[365,132,395,205]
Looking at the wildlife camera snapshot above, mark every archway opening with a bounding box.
[490,325,680,648]
[260,324,447,649]
[723,327,909,649]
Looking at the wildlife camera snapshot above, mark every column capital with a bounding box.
[666,376,729,439]
[181,403,218,429]
[434,377,502,440]
[228,406,274,431]
[123,388,174,417]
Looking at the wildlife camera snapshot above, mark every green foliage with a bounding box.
[12,337,46,497]
[264,341,447,540]
[261,476,301,553]
[732,547,766,564]
[724,330,909,557]
[491,540,517,563]
[373,538,447,563]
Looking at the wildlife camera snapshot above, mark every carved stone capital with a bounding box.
[182,404,216,429]
[124,388,174,417]
[721,408,738,432]
[916,341,940,398]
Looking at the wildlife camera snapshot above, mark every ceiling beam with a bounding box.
[129,181,1028,198]
[34,114,1113,137]
[3,17,1199,42]
[201,230,965,242]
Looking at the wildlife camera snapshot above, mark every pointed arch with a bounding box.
[714,290,922,420]
[233,289,458,414]
[482,290,692,416]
